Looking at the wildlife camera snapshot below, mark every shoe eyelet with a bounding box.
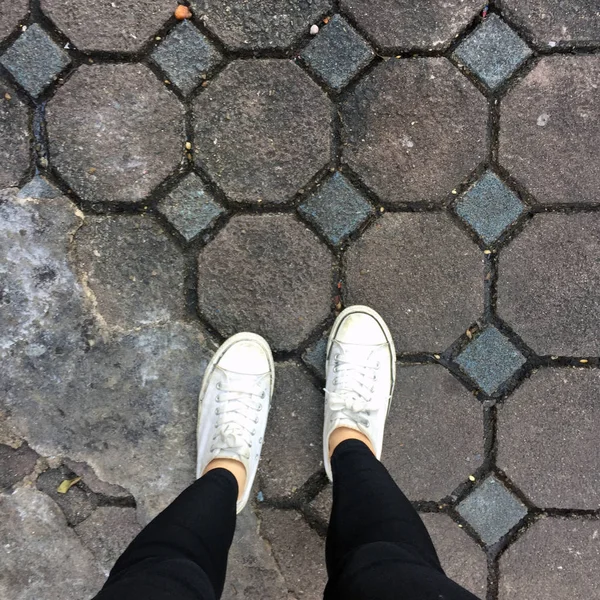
[252,429,256,435]
[216,382,221,390]
[255,418,259,424]
[215,408,220,415]
[335,354,340,360]
[258,404,263,410]
[261,391,266,399]
[365,420,370,427]
[259,437,263,444]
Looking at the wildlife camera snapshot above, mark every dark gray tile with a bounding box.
[345,213,483,353]
[340,0,484,51]
[383,365,484,501]
[456,326,526,395]
[193,60,331,205]
[152,20,222,96]
[502,0,600,46]
[0,23,70,97]
[46,63,184,206]
[341,58,487,206]
[456,170,525,244]
[188,0,331,51]
[42,0,174,53]
[259,362,322,500]
[298,172,374,246]
[457,475,528,546]
[197,214,334,351]
[498,368,600,509]
[157,173,225,242]
[301,14,374,91]
[453,14,532,90]
[498,213,600,355]
[500,56,600,205]
[422,513,488,597]
[500,517,600,599]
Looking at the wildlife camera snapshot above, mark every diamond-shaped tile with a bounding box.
[456,171,526,244]
[452,14,532,90]
[157,173,225,243]
[300,14,374,91]
[457,476,528,546]
[298,172,374,246]
[0,24,70,97]
[302,334,328,380]
[17,175,61,200]
[151,20,223,97]
[456,326,526,395]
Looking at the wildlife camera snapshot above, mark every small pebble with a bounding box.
[468,475,476,482]
[185,141,192,150]
[310,24,319,35]
[175,5,192,20]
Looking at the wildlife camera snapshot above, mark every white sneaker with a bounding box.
[197,332,274,513]
[323,306,396,481]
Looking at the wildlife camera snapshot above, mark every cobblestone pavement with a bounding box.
[1,2,599,599]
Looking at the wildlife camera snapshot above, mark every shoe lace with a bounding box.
[324,353,381,427]
[210,378,266,460]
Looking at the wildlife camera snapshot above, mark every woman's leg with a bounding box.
[324,440,479,600]
[94,468,237,600]
[95,331,275,600]
[322,306,479,599]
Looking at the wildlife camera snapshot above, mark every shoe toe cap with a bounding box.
[219,340,271,374]
[335,312,387,345]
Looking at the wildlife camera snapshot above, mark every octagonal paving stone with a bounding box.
[0,0,29,40]
[193,59,331,205]
[498,368,600,510]
[41,0,175,53]
[75,507,142,573]
[502,0,600,47]
[74,215,187,330]
[382,365,484,501]
[259,507,327,600]
[344,213,484,353]
[340,0,484,51]
[421,513,488,598]
[0,487,105,599]
[47,63,185,207]
[189,0,330,51]
[197,214,334,351]
[500,56,600,205]
[499,517,600,599]
[259,362,322,501]
[498,213,600,356]
[342,58,488,206]
[0,81,30,187]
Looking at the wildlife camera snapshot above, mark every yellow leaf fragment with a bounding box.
[57,476,82,494]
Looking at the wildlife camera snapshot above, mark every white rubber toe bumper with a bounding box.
[323,306,396,481]
[197,332,274,513]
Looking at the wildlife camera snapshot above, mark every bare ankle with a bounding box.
[328,427,375,458]
[203,458,247,500]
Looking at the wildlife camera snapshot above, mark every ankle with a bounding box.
[329,427,375,458]
[203,458,247,500]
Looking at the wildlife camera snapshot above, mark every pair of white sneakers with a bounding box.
[196,306,396,513]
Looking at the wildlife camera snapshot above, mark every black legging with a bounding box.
[94,440,479,599]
